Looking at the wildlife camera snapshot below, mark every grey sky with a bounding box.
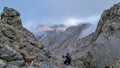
[0,0,120,32]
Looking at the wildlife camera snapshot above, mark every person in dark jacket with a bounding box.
[62,53,72,65]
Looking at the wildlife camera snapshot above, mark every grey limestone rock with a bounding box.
[0,7,43,68]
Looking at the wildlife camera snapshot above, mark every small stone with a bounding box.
[0,59,6,68]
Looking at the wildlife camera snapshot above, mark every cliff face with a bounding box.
[73,2,120,68]
[89,2,120,68]
[0,7,44,68]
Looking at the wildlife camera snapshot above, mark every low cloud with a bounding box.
[23,15,100,37]
[63,15,100,26]
[79,15,100,38]
[63,15,100,38]
[64,18,81,26]
[23,20,40,35]
[23,20,36,31]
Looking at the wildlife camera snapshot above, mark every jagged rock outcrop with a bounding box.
[74,2,120,68]
[1,7,22,27]
[88,2,120,68]
[0,7,44,68]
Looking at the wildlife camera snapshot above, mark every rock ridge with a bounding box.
[0,7,44,68]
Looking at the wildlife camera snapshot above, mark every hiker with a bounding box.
[62,53,72,65]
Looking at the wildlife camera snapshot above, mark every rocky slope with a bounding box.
[0,7,45,68]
